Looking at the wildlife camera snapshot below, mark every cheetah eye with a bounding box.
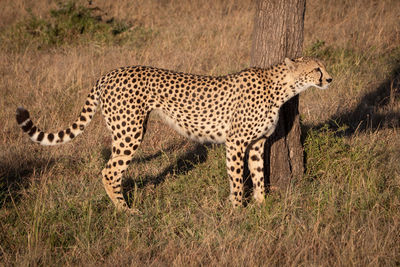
[314,67,321,72]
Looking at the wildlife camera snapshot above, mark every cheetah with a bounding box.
[16,57,332,213]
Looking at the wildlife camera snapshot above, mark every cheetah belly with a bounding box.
[153,109,227,144]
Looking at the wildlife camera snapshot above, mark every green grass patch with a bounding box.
[0,1,155,50]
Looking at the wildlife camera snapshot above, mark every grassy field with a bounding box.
[1,0,399,265]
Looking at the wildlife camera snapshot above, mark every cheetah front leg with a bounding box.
[225,139,246,207]
[248,138,267,204]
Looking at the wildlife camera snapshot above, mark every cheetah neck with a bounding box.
[262,66,309,108]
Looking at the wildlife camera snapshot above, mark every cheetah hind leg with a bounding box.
[101,136,143,214]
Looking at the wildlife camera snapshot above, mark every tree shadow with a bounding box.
[0,158,55,206]
[301,61,400,180]
[306,64,400,136]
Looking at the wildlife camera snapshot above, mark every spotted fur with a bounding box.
[16,57,332,213]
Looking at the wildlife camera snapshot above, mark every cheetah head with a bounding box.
[285,57,333,90]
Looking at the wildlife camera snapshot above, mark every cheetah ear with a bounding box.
[285,58,296,71]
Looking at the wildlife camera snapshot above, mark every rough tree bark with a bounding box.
[250,0,306,189]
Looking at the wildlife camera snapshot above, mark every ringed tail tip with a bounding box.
[16,106,30,125]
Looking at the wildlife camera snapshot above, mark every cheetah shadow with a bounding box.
[0,158,55,206]
[122,142,269,207]
[100,141,191,167]
[101,142,209,202]
[118,140,264,206]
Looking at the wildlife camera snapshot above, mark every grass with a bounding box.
[0,0,400,265]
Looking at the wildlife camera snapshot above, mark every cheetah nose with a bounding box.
[326,78,333,83]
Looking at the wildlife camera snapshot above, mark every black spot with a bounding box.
[47,133,54,142]
[72,123,78,129]
[124,150,131,155]
[118,160,124,165]
[58,131,64,139]
[37,132,44,142]
[250,155,260,161]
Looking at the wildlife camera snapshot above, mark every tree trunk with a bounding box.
[250,0,306,189]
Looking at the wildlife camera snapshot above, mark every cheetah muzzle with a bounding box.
[16,57,332,213]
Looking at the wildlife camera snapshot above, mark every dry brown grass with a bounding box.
[1,0,399,265]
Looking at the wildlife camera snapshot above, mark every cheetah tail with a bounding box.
[16,85,100,146]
